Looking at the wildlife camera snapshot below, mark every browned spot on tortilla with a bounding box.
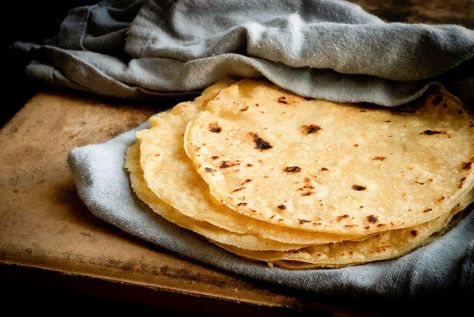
[345,224,356,228]
[205,167,216,174]
[249,132,273,150]
[431,95,443,105]
[353,144,359,147]
[371,156,386,161]
[437,196,445,202]
[462,162,472,170]
[367,215,378,223]
[284,166,301,173]
[377,223,385,228]
[246,163,253,167]
[321,167,328,171]
[360,109,367,112]
[336,215,349,222]
[298,178,315,193]
[219,160,240,168]
[420,130,446,135]
[301,124,321,135]
[352,184,366,191]
[240,105,249,112]
[298,219,311,224]
[237,202,247,206]
[365,226,370,230]
[241,179,252,185]
[459,177,466,188]
[277,204,286,210]
[423,208,432,213]
[155,153,161,156]
[415,180,425,185]
[211,155,219,160]
[384,120,392,123]
[208,122,222,133]
[410,230,418,237]
[277,96,288,104]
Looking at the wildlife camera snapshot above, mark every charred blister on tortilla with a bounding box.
[205,167,217,175]
[283,166,301,173]
[208,122,222,133]
[336,215,350,222]
[249,132,272,150]
[366,215,378,223]
[277,96,288,104]
[300,124,321,135]
[352,184,366,191]
[458,177,466,188]
[219,160,241,168]
[420,130,446,135]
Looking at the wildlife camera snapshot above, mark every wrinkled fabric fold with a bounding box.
[15,0,474,106]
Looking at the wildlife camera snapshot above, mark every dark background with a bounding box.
[2,1,97,127]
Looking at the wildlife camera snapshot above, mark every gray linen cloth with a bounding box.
[16,0,474,106]
[19,0,474,297]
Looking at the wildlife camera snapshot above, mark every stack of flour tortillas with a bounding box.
[125,79,474,269]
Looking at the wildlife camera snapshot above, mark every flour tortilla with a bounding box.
[125,142,308,251]
[138,80,369,245]
[215,190,474,268]
[185,79,474,234]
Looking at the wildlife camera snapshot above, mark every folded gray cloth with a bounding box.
[15,0,474,106]
[68,123,474,298]
[23,0,474,298]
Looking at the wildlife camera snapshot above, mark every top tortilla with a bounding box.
[184,79,474,234]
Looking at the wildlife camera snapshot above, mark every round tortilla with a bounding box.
[184,79,474,234]
[138,81,368,245]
